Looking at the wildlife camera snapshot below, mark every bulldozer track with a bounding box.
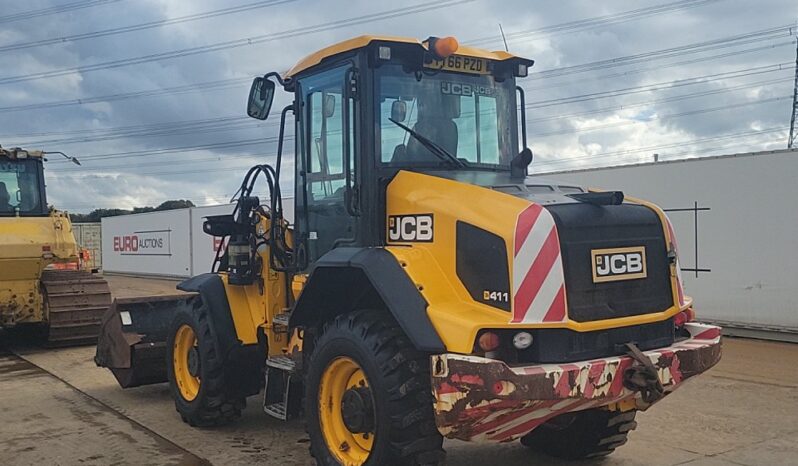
[41,270,112,346]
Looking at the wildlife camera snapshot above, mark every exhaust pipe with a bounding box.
[94,294,195,388]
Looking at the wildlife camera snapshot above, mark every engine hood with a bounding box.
[420,170,586,206]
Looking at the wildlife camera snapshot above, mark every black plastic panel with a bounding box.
[545,203,673,322]
[456,222,510,311]
[491,318,675,364]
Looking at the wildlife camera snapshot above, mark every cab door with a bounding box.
[295,64,359,264]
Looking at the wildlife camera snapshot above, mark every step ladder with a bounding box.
[263,354,298,420]
[263,309,299,420]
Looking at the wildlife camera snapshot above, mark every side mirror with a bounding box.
[247,77,275,120]
[391,100,407,122]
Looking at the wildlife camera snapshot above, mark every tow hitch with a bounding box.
[623,342,665,404]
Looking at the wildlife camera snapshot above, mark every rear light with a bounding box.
[674,308,695,328]
[477,332,501,352]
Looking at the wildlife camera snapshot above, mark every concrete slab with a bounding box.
[0,351,207,466]
[11,335,798,465]
[102,274,185,299]
[2,275,796,465]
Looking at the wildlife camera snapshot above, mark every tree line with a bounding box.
[69,199,195,223]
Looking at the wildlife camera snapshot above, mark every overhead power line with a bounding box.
[522,40,795,94]
[524,63,794,109]
[53,94,788,172]
[0,0,122,24]
[12,117,265,147]
[0,0,295,54]
[529,96,791,138]
[10,70,791,148]
[527,25,794,80]
[526,76,795,125]
[49,127,786,181]
[41,63,791,164]
[468,0,725,47]
[0,0,477,85]
[0,77,250,113]
[51,154,269,174]
[59,137,278,162]
[789,38,798,148]
[3,23,790,117]
[12,73,784,145]
[0,0,733,86]
[0,115,250,139]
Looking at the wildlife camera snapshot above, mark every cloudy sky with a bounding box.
[0,0,795,213]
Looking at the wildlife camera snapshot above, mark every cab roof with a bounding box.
[0,147,44,159]
[283,34,524,79]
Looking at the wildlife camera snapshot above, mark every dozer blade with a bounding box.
[94,294,195,388]
[41,269,112,346]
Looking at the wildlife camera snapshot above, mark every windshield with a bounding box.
[377,64,516,169]
[0,158,44,215]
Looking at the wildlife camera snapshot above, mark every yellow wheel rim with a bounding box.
[173,324,200,401]
[318,357,375,466]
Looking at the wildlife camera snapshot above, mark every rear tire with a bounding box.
[304,309,444,466]
[166,297,244,427]
[520,408,637,459]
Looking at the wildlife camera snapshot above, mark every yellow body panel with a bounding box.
[0,211,81,326]
[219,217,289,356]
[284,34,519,78]
[386,171,683,354]
[624,194,693,311]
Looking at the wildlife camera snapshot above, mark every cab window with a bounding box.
[0,159,44,215]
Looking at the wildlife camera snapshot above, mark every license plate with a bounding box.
[425,55,490,75]
[591,246,647,283]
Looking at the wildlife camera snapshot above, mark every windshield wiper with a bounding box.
[389,118,467,168]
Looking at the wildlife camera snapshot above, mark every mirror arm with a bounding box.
[263,71,286,87]
[516,85,527,150]
[275,104,294,184]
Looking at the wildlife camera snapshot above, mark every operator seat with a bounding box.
[0,182,13,212]
[394,95,460,164]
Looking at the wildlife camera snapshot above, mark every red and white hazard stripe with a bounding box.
[512,203,567,323]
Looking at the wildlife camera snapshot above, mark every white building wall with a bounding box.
[531,149,798,334]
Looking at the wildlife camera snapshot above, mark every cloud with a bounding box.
[0,0,795,212]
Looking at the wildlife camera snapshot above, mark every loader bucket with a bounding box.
[94,294,196,388]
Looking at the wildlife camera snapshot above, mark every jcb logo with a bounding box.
[388,214,434,242]
[591,246,647,283]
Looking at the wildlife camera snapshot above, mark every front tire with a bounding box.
[166,297,244,427]
[304,310,444,466]
[520,408,637,459]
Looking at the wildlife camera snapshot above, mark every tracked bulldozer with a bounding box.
[96,36,721,465]
[0,147,111,345]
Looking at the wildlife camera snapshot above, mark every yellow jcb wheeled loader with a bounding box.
[0,147,111,345]
[95,36,721,465]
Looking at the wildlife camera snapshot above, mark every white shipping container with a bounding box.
[102,209,193,277]
[188,200,296,275]
[72,222,102,270]
[532,148,798,338]
[190,204,235,276]
[102,199,295,278]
